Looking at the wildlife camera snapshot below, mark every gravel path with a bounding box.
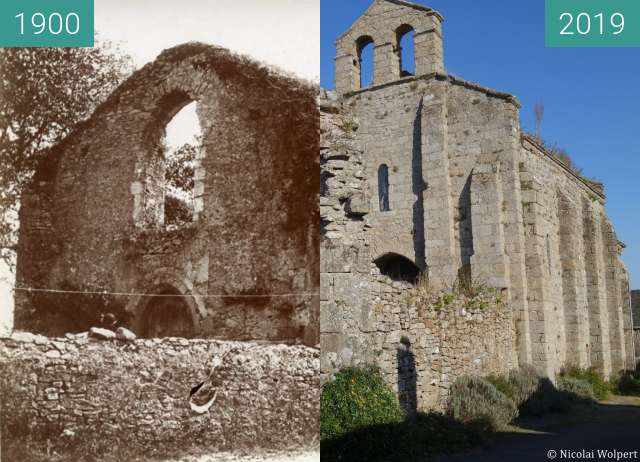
[439,396,640,462]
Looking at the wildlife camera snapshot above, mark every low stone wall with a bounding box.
[322,275,517,412]
[0,333,319,456]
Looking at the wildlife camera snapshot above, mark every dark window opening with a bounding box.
[378,164,390,211]
[374,253,420,283]
[396,25,415,77]
[356,36,375,89]
[141,286,194,338]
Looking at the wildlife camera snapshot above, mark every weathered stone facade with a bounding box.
[0,334,319,454]
[321,0,635,408]
[15,43,319,346]
[632,291,640,328]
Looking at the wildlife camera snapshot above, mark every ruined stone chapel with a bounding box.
[320,0,635,408]
[15,43,320,346]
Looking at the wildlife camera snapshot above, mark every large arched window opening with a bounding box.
[356,36,375,89]
[378,164,390,212]
[374,253,421,283]
[396,25,415,77]
[163,101,201,229]
[136,91,203,230]
[141,285,195,338]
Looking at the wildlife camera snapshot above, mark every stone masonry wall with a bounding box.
[632,290,640,328]
[520,137,633,376]
[0,333,319,455]
[322,273,516,412]
[322,1,635,402]
[15,43,319,346]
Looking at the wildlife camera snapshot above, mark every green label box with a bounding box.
[546,0,640,47]
[0,0,94,47]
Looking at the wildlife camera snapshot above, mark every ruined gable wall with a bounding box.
[16,44,319,345]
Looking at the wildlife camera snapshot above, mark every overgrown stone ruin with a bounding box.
[320,0,635,411]
[2,43,320,456]
[14,42,320,346]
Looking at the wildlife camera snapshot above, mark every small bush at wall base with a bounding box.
[561,366,612,401]
[492,365,574,416]
[448,376,518,430]
[557,376,595,403]
[505,365,541,409]
[320,367,404,441]
[613,368,640,396]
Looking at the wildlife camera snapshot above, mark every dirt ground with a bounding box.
[165,450,320,462]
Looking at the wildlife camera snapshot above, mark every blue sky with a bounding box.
[321,0,640,288]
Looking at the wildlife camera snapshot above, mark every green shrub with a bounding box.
[557,376,595,403]
[320,367,404,441]
[486,374,517,399]
[448,376,518,430]
[561,366,612,401]
[506,365,540,408]
[614,368,640,396]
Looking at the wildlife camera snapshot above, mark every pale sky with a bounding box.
[0,0,320,336]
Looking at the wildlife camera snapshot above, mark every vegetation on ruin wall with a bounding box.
[409,275,505,314]
[524,132,603,191]
[0,43,133,269]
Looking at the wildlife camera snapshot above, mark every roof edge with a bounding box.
[521,134,606,201]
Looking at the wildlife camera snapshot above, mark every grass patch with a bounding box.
[561,366,612,401]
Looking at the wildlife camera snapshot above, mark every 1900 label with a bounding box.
[0,0,94,47]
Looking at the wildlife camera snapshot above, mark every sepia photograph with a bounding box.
[0,1,320,461]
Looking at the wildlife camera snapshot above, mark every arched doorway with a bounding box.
[374,253,421,284]
[140,285,195,338]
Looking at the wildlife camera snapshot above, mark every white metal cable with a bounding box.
[12,286,319,298]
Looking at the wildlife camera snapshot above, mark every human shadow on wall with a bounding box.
[412,100,426,270]
[397,335,417,415]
